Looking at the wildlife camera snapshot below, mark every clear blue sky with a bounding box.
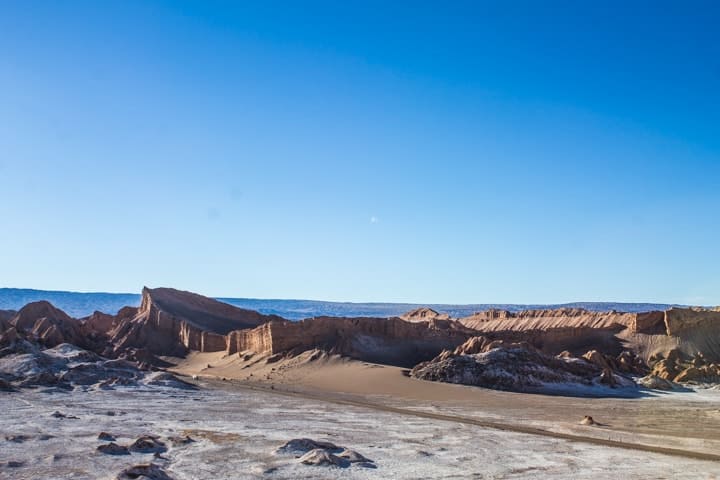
[1,1,718,304]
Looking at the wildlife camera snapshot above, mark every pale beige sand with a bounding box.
[169,350,720,460]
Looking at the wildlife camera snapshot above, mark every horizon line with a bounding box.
[0,286,695,308]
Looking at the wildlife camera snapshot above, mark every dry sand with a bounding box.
[170,350,720,460]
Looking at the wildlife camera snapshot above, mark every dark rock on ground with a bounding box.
[275,438,341,454]
[299,448,350,467]
[116,463,174,480]
[129,436,167,454]
[275,438,375,468]
[97,442,130,455]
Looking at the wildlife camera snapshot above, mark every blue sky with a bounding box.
[1,1,718,304]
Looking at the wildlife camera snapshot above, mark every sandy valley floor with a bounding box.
[172,351,720,456]
[2,380,720,480]
[3,350,720,479]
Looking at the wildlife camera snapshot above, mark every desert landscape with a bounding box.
[4,2,718,478]
[3,287,720,479]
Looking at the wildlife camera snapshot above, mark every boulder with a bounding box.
[580,416,596,426]
[97,442,130,455]
[129,436,167,454]
[116,464,174,480]
[298,448,349,467]
[638,375,676,390]
[275,438,340,455]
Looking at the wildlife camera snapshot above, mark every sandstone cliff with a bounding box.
[102,287,283,356]
[455,308,666,357]
[227,316,474,367]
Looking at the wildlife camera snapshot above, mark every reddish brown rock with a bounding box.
[400,308,450,322]
[227,316,474,367]
[5,302,93,350]
[105,287,283,356]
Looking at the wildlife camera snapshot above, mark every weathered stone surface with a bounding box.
[7,302,92,350]
[97,442,129,455]
[275,438,374,469]
[116,464,174,480]
[637,375,677,390]
[106,287,282,356]
[0,341,191,391]
[400,307,451,322]
[411,337,636,393]
[227,316,474,367]
[128,436,167,454]
[275,438,340,455]
[299,448,349,467]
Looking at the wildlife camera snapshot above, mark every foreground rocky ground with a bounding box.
[2,379,720,479]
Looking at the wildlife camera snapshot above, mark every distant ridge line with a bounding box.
[0,287,686,320]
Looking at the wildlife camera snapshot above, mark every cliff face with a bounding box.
[660,308,720,362]
[459,308,636,331]
[103,287,282,356]
[456,308,667,357]
[227,316,474,367]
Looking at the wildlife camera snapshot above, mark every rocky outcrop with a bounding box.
[0,342,193,391]
[104,288,283,356]
[659,308,720,362]
[646,347,720,384]
[1,302,101,352]
[454,308,653,358]
[274,438,374,469]
[227,316,474,367]
[400,308,450,322]
[116,464,174,480]
[411,336,636,393]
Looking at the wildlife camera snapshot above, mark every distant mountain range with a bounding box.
[0,288,685,320]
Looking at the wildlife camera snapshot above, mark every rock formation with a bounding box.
[0,342,192,391]
[227,315,474,367]
[458,308,665,357]
[2,301,93,350]
[274,438,374,469]
[400,307,451,322]
[3,286,720,391]
[116,464,174,480]
[102,287,283,356]
[411,336,637,393]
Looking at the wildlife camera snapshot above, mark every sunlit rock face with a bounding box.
[227,315,475,367]
[104,287,283,357]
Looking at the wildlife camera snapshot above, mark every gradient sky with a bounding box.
[1,1,719,304]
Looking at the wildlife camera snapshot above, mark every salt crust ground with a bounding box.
[2,382,720,479]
